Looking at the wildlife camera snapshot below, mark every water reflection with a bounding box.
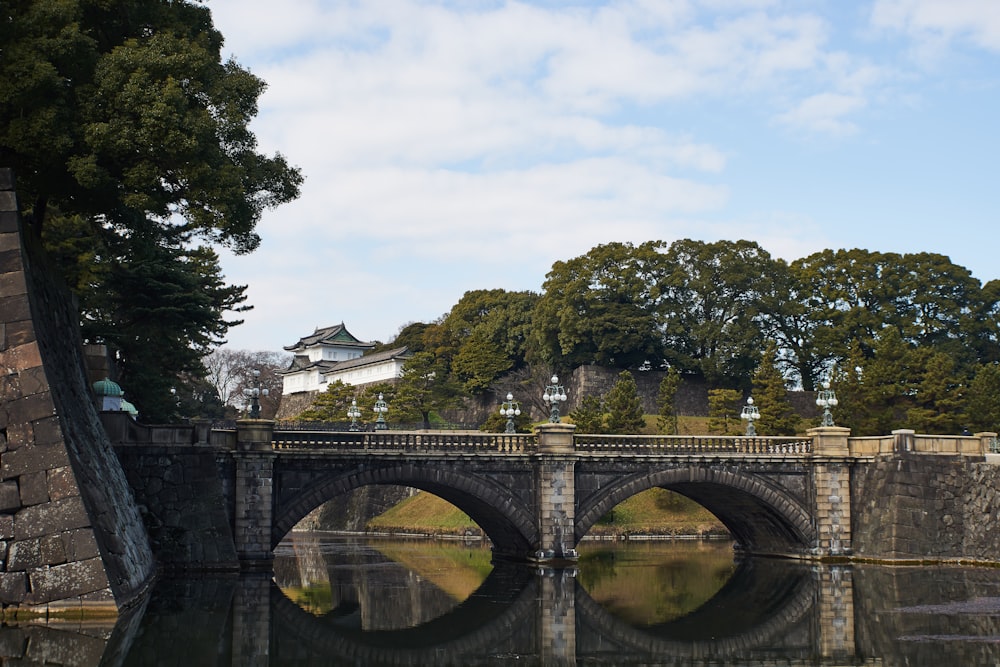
[6,537,1000,665]
[577,540,737,625]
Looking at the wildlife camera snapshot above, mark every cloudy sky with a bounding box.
[207,0,1000,353]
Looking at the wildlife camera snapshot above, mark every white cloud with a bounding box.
[775,92,867,135]
[202,1,1000,351]
[871,0,1000,53]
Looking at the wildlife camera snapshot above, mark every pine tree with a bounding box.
[752,343,800,435]
[965,363,1000,433]
[907,350,965,434]
[656,367,681,434]
[296,380,358,422]
[707,388,742,435]
[605,371,646,434]
[570,395,606,433]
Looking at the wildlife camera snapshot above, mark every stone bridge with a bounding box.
[102,413,1000,567]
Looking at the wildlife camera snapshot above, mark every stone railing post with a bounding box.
[809,426,851,456]
[234,419,276,568]
[976,432,998,455]
[892,428,915,453]
[533,423,577,561]
[808,426,852,558]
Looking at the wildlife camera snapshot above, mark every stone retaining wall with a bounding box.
[851,453,1000,562]
[113,444,238,570]
[0,169,155,614]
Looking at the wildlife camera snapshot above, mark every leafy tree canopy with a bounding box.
[2,0,302,421]
[2,0,302,247]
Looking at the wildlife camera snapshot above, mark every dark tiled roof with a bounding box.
[278,347,411,377]
[320,347,411,375]
[283,323,375,352]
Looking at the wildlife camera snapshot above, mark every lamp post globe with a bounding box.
[243,369,269,419]
[347,399,362,431]
[500,392,522,434]
[542,375,568,423]
[740,396,760,437]
[373,393,389,430]
[816,381,838,427]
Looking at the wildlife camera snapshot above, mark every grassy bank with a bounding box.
[366,487,727,538]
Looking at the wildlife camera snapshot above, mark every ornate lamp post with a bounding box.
[741,396,760,437]
[373,393,389,430]
[542,375,567,423]
[816,381,838,427]
[347,399,362,431]
[243,369,269,419]
[500,392,522,434]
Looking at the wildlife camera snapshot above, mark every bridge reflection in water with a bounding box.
[7,539,1000,665]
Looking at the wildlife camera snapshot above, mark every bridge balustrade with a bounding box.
[573,434,813,456]
[272,429,538,455]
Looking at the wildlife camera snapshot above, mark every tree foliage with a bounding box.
[605,371,646,434]
[76,224,250,422]
[965,364,1000,433]
[656,367,681,435]
[570,395,606,434]
[659,239,772,388]
[751,343,800,436]
[532,241,667,369]
[707,389,742,435]
[2,0,302,421]
[392,351,461,428]
[296,380,358,423]
[352,239,1000,436]
[2,0,302,246]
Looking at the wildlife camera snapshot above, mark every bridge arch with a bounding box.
[575,466,815,556]
[272,463,539,558]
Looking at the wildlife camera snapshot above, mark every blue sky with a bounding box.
[207,0,1000,353]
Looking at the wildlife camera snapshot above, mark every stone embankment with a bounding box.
[0,169,155,615]
[852,452,1000,563]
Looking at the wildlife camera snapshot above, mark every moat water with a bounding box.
[7,535,1000,665]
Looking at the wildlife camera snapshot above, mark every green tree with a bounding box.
[296,380,358,422]
[445,290,539,392]
[751,343,800,436]
[656,367,681,435]
[532,241,668,369]
[605,371,646,434]
[2,0,302,244]
[2,0,301,420]
[658,239,772,389]
[79,225,248,422]
[570,395,606,434]
[965,364,1000,433]
[906,350,966,434]
[393,352,461,429]
[757,258,829,390]
[707,388,742,435]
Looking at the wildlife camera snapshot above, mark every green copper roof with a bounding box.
[93,377,124,397]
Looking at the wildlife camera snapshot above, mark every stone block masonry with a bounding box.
[0,169,155,614]
[851,452,1000,562]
